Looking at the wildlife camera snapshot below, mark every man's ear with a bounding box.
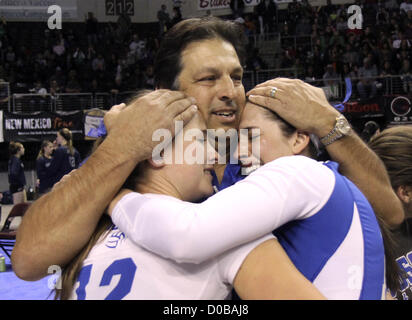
[396,185,412,205]
[292,131,310,155]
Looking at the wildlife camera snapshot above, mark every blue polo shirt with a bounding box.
[211,163,245,191]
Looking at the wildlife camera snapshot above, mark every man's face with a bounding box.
[178,38,246,132]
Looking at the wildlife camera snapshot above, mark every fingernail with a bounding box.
[191,105,198,111]
[190,97,197,104]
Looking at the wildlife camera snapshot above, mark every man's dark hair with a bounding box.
[154,17,246,89]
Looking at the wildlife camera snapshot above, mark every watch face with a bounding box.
[337,118,351,135]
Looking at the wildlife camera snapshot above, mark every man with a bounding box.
[12,17,403,281]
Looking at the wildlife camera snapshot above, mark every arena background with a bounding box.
[0,0,411,194]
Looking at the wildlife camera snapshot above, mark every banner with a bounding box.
[343,98,384,118]
[384,95,412,127]
[0,0,78,20]
[197,0,300,10]
[198,0,260,11]
[3,111,84,142]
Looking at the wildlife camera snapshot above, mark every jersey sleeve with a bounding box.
[111,156,335,264]
[216,234,275,286]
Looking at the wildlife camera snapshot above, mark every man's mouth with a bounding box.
[211,111,236,123]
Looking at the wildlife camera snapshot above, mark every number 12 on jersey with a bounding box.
[75,258,137,300]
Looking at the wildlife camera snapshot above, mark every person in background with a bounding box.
[369,126,412,300]
[36,140,55,197]
[360,120,381,142]
[157,4,171,36]
[45,128,81,188]
[8,142,26,204]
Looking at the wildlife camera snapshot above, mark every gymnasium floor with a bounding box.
[0,204,54,300]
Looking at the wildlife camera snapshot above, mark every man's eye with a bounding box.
[199,76,216,81]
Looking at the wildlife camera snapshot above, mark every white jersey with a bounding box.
[111,156,386,300]
[69,193,273,300]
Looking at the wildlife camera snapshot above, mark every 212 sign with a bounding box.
[106,0,135,16]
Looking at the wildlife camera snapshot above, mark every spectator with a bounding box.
[92,54,105,72]
[8,142,26,204]
[368,126,412,300]
[157,4,171,36]
[360,120,380,142]
[171,6,182,27]
[399,58,411,93]
[85,12,98,45]
[230,0,245,19]
[36,140,55,196]
[30,80,47,95]
[255,0,278,35]
[141,64,155,89]
[392,32,411,49]
[52,39,66,57]
[357,57,378,99]
[49,79,62,96]
[45,128,81,188]
[341,63,357,79]
[246,48,267,71]
[72,47,86,67]
[400,0,412,14]
[65,70,81,93]
[322,64,340,87]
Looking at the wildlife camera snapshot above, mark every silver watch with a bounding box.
[320,115,352,147]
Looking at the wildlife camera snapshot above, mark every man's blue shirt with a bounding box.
[211,163,244,191]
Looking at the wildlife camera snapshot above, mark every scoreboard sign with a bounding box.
[105,0,134,16]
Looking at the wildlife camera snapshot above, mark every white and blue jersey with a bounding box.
[69,193,274,300]
[111,156,386,299]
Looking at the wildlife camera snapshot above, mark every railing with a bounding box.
[12,93,54,113]
[5,75,411,113]
[10,91,139,113]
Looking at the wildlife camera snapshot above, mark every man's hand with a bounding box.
[247,78,339,137]
[104,90,198,161]
[247,78,404,228]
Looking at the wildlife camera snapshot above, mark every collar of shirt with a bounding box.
[211,163,244,192]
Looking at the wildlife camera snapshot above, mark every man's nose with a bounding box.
[217,76,236,101]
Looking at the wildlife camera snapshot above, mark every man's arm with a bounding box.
[247,78,404,228]
[12,91,198,280]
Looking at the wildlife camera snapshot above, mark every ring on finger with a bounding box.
[269,87,278,98]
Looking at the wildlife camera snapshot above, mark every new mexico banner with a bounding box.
[3,111,84,141]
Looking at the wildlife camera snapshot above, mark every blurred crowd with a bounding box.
[0,0,410,100]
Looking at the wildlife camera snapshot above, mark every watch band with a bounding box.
[320,115,351,147]
[320,130,342,147]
